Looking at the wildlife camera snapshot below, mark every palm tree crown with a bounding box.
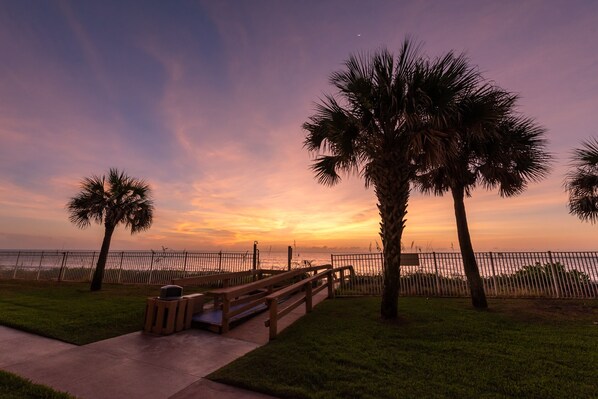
[566,138,598,223]
[415,87,550,309]
[68,168,153,232]
[303,40,484,318]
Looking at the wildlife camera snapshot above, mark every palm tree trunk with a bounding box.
[375,159,410,319]
[451,185,488,309]
[90,224,115,291]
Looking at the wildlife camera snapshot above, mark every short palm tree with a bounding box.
[416,97,550,309]
[303,40,482,319]
[565,138,598,222]
[67,168,154,291]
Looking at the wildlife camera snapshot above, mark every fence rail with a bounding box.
[0,250,254,285]
[331,251,598,299]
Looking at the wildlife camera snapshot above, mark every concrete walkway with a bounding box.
[0,289,329,398]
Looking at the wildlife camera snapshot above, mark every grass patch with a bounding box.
[210,297,598,399]
[0,280,159,345]
[0,370,74,399]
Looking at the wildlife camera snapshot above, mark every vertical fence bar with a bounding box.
[148,252,155,285]
[58,251,68,282]
[489,252,497,297]
[89,252,96,281]
[547,251,560,298]
[36,251,44,280]
[117,251,124,283]
[12,251,21,279]
[182,251,188,278]
[433,252,440,296]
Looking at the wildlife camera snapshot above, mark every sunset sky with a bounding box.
[1,0,598,252]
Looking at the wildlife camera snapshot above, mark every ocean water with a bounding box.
[257,251,339,269]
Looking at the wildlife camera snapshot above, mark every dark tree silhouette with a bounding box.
[565,138,598,223]
[416,93,550,309]
[67,168,154,291]
[303,40,483,319]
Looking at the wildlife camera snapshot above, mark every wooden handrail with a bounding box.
[200,265,333,333]
[264,266,354,340]
[207,264,332,300]
[171,270,259,286]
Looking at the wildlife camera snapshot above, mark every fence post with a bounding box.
[489,252,498,297]
[117,252,124,283]
[58,252,68,282]
[306,283,313,312]
[12,251,21,279]
[547,251,561,298]
[287,246,292,270]
[252,241,258,271]
[89,252,96,281]
[218,251,223,272]
[327,271,334,298]
[148,252,155,285]
[433,252,440,296]
[182,251,188,278]
[36,251,45,280]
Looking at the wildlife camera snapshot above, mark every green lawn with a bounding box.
[0,280,159,345]
[210,297,598,399]
[0,370,74,399]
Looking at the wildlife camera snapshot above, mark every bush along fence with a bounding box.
[0,250,255,286]
[331,252,598,298]
[1,250,597,298]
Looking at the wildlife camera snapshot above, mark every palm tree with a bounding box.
[303,40,482,319]
[416,96,550,309]
[67,168,154,291]
[565,138,598,222]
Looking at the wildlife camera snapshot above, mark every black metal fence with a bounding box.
[332,252,598,298]
[0,250,254,285]
[3,249,597,298]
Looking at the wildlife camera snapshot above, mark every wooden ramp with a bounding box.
[191,300,269,332]
[170,265,355,342]
[222,288,330,345]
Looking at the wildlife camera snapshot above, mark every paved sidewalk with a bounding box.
[0,326,275,399]
[0,289,329,398]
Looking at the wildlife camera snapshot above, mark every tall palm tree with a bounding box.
[303,40,482,319]
[416,96,550,309]
[565,138,598,222]
[67,168,154,291]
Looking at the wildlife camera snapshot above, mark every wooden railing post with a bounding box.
[327,271,334,298]
[221,298,230,333]
[268,299,278,340]
[306,283,313,312]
